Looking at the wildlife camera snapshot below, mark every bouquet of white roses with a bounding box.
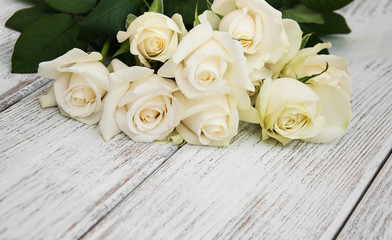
[6,0,353,146]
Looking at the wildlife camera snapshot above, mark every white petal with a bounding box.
[198,10,222,30]
[109,66,154,89]
[39,84,57,108]
[175,63,229,99]
[158,59,177,78]
[267,78,319,115]
[171,13,188,40]
[99,83,129,141]
[213,31,254,91]
[305,85,351,143]
[117,30,132,43]
[172,22,213,64]
[238,106,259,123]
[176,123,206,145]
[108,59,129,73]
[267,19,302,75]
[38,48,102,79]
[211,0,237,16]
[59,61,109,91]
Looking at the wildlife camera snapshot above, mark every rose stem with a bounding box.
[100,37,113,63]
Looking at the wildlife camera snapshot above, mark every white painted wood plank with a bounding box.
[0,0,49,111]
[324,0,392,60]
[0,84,180,239]
[82,55,392,239]
[338,154,392,239]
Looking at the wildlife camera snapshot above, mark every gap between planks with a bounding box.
[333,148,392,239]
[337,154,392,239]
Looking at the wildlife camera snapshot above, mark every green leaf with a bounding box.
[300,0,353,12]
[121,52,137,67]
[149,0,163,13]
[300,32,313,49]
[112,40,130,58]
[5,5,54,32]
[298,62,329,83]
[299,28,329,54]
[78,0,144,43]
[306,12,351,35]
[21,0,45,4]
[265,0,299,9]
[164,0,208,26]
[142,0,151,8]
[125,14,137,29]
[11,14,86,73]
[282,4,324,24]
[44,0,97,14]
[206,0,212,10]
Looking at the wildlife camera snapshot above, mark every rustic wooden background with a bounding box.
[1,0,391,239]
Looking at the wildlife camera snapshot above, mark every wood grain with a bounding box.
[83,56,392,239]
[337,154,392,239]
[325,0,392,60]
[0,0,50,112]
[0,84,180,239]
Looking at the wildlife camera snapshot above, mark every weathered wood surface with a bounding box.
[338,155,392,239]
[0,0,49,112]
[0,84,180,239]
[82,55,392,239]
[325,0,392,61]
[1,0,392,239]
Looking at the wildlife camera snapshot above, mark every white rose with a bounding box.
[38,48,109,125]
[256,78,351,145]
[212,0,289,74]
[117,12,187,67]
[99,59,183,142]
[176,95,239,147]
[282,42,352,97]
[158,22,259,123]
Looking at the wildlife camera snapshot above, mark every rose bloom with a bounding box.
[38,48,109,125]
[117,12,186,67]
[281,42,352,97]
[99,59,182,142]
[211,0,289,77]
[159,22,258,123]
[176,95,239,147]
[256,78,351,145]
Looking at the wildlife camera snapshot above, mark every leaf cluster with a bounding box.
[267,0,352,50]
[6,0,209,73]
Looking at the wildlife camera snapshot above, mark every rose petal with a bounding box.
[266,78,319,115]
[198,10,221,30]
[211,0,237,16]
[305,85,351,143]
[158,59,177,78]
[266,19,302,76]
[38,48,102,79]
[39,85,57,108]
[172,22,213,64]
[171,13,187,40]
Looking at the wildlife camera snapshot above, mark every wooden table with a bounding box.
[1,0,391,239]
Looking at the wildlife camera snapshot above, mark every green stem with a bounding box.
[100,37,112,63]
[143,0,150,8]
